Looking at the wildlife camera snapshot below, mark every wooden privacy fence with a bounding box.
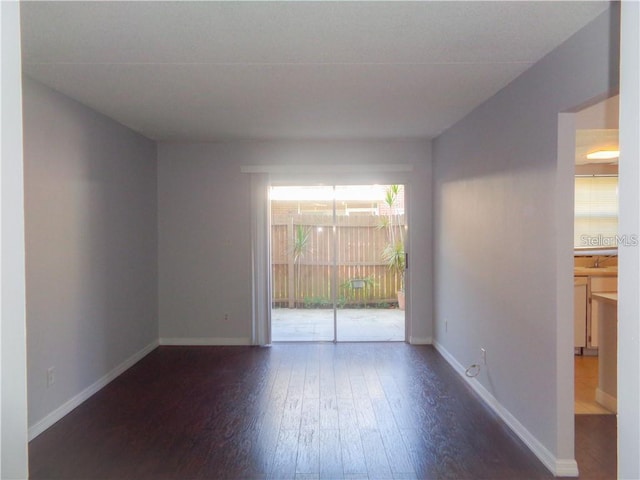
[271,214,405,308]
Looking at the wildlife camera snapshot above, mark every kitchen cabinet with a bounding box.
[588,276,617,348]
[574,277,588,349]
[573,253,617,353]
[592,293,618,413]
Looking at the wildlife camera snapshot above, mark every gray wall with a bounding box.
[23,77,159,429]
[1,2,29,477]
[158,140,432,343]
[432,4,619,467]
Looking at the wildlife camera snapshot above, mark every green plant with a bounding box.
[340,275,377,304]
[346,276,376,289]
[383,184,402,246]
[382,241,406,290]
[291,225,311,305]
[375,302,391,309]
[381,185,406,291]
[303,296,331,309]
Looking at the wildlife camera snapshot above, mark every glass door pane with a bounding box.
[335,185,406,341]
[270,186,335,341]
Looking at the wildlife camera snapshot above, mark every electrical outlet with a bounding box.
[445,319,448,332]
[224,313,229,322]
[481,348,487,365]
[46,367,55,388]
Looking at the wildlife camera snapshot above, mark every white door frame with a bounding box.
[243,164,413,345]
[617,3,640,476]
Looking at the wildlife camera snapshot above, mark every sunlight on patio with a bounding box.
[272,308,405,342]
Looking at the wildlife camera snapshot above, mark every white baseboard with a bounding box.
[409,336,432,345]
[555,459,581,477]
[28,339,158,441]
[433,340,579,478]
[159,337,251,346]
[595,388,617,413]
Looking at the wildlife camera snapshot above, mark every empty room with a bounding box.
[2,1,640,479]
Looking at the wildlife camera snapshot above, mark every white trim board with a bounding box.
[409,336,432,345]
[240,164,413,174]
[433,341,579,478]
[595,388,617,413]
[159,337,251,346]
[28,340,159,441]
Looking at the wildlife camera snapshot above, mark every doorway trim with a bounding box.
[556,112,579,475]
[243,164,414,346]
[556,94,622,475]
[249,172,272,346]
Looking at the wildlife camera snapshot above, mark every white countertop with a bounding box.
[592,292,618,305]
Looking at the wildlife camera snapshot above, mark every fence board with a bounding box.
[271,214,405,307]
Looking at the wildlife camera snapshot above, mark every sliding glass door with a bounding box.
[270,185,406,342]
[271,186,335,341]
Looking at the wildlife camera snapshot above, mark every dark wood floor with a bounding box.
[573,414,616,480]
[29,344,614,479]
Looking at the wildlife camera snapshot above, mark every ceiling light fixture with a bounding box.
[586,150,620,160]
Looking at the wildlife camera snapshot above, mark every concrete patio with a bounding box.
[271,308,405,342]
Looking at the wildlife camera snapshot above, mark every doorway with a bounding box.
[562,94,619,477]
[572,95,619,416]
[270,184,406,342]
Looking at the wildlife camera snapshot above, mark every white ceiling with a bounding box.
[575,95,619,166]
[575,129,619,165]
[20,1,610,142]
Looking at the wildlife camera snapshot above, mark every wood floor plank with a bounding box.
[319,368,337,399]
[574,414,616,480]
[359,428,393,479]
[364,370,386,399]
[296,428,320,475]
[249,404,282,477]
[348,375,369,398]
[319,396,340,429]
[281,395,304,430]
[337,396,359,430]
[304,358,321,399]
[319,429,343,480]
[339,427,368,476]
[27,344,612,480]
[269,428,299,480]
[300,397,320,431]
[334,362,353,398]
[370,395,396,431]
[353,395,377,430]
[378,424,415,476]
